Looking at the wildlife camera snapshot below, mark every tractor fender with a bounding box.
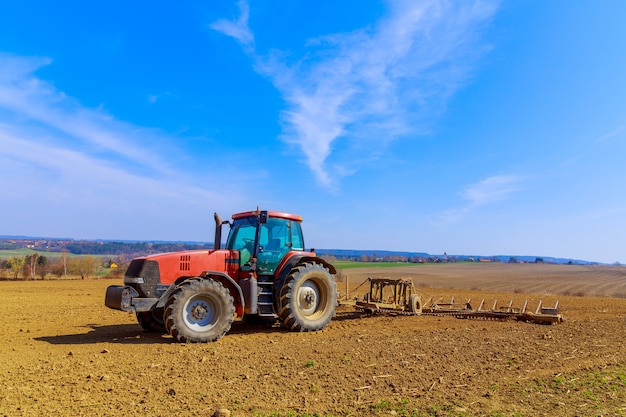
[278,254,336,277]
[200,271,245,317]
[155,276,202,309]
[273,253,336,309]
[155,272,245,318]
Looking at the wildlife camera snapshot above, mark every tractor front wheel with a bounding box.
[164,279,235,343]
[136,308,166,333]
[278,262,337,332]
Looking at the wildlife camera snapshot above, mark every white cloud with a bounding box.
[210,0,254,50]
[0,128,223,205]
[0,53,248,239]
[0,54,178,176]
[595,124,625,142]
[463,174,523,207]
[211,0,499,189]
[439,174,524,224]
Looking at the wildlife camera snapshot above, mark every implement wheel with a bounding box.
[164,279,234,343]
[278,262,337,332]
[409,294,423,315]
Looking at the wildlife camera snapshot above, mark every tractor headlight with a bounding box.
[124,276,145,284]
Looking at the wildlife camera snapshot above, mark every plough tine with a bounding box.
[421,295,562,324]
[425,296,433,308]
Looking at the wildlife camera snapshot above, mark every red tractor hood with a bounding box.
[140,249,240,285]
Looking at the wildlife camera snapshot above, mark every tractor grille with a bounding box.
[124,259,161,298]
[180,254,191,271]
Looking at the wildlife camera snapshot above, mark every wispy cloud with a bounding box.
[0,53,177,176]
[0,126,223,205]
[209,0,254,51]
[212,0,499,189]
[595,124,625,142]
[439,174,524,224]
[463,174,523,206]
[0,53,245,238]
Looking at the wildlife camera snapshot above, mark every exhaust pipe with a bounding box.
[214,212,223,250]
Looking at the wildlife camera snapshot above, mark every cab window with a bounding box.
[226,217,257,253]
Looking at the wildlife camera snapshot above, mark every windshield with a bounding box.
[226,217,258,252]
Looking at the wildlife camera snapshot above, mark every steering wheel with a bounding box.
[242,238,255,252]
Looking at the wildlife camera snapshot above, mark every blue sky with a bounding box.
[1,1,625,264]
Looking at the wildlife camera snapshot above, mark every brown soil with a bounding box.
[1,264,625,416]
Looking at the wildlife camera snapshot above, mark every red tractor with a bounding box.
[105,210,337,343]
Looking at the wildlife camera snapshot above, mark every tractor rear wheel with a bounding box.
[278,262,337,332]
[136,308,166,333]
[409,294,423,315]
[164,279,235,343]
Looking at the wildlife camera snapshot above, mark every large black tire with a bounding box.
[136,308,166,333]
[164,279,235,343]
[278,262,337,332]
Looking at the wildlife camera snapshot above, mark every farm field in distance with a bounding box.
[336,262,626,299]
[1,263,625,416]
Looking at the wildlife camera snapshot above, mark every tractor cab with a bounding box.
[225,210,305,275]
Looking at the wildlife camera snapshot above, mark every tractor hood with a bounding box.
[124,249,240,289]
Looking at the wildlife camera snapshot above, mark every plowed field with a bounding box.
[1,263,625,416]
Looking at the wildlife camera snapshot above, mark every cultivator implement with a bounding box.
[422,297,563,324]
[339,277,563,325]
[339,277,423,315]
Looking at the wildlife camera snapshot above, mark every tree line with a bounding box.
[0,252,127,280]
[0,238,214,258]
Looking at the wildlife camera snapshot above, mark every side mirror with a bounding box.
[259,210,268,224]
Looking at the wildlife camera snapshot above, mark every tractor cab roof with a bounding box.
[232,210,302,222]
